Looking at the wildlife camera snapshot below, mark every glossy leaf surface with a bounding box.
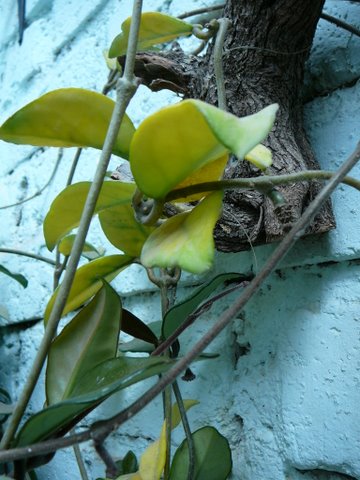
[44,181,135,251]
[15,357,172,447]
[130,99,278,199]
[0,265,27,288]
[44,254,133,323]
[120,321,161,353]
[122,309,158,346]
[109,12,192,57]
[141,192,223,274]
[99,203,153,257]
[46,283,121,404]
[162,272,242,339]
[58,235,103,260]
[169,426,232,480]
[0,89,135,158]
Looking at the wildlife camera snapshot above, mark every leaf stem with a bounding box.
[172,381,195,480]
[0,0,143,450]
[73,440,90,480]
[178,3,360,39]
[165,169,360,202]
[213,18,230,111]
[94,441,119,478]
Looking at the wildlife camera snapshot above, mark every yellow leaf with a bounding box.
[44,181,135,251]
[244,143,272,169]
[0,89,135,159]
[115,473,142,479]
[109,12,193,58]
[44,255,133,323]
[137,399,199,480]
[130,99,278,200]
[172,154,228,202]
[171,399,199,429]
[99,203,154,257]
[139,424,167,480]
[141,192,223,274]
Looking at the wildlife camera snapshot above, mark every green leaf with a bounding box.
[141,192,223,274]
[116,451,139,476]
[137,399,198,480]
[0,89,135,158]
[99,203,154,257]
[46,283,121,405]
[0,265,28,288]
[120,321,162,353]
[43,181,135,251]
[162,273,243,339]
[15,356,172,447]
[130,99,278,199]
[169,426,232,480]
[109,12,193,58]
[44,254,133,323]
[122,309,158,346]
[58,234,103,260]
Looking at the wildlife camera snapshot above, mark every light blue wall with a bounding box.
[0,1,359,479]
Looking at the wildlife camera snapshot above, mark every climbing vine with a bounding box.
[0,2,359,480]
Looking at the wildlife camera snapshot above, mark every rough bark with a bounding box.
[124,0,335,252]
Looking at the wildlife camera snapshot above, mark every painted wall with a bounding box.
[0,1,359,479]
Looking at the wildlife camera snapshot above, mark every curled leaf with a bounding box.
[130,99,278,199]
[141,192,223,274]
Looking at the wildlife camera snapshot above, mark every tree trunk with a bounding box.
[128,0,336,252]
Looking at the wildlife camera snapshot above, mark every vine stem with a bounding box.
[165,169,360,202]
[178,3,360,39]
[172,381,195,480]
[214,18,230,111]
[0,142,359,463]
[0,0,143,450]
[0,148,63,210]
[0,248,57,266]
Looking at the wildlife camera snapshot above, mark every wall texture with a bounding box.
[0,1,359,479]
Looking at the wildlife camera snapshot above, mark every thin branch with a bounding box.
[0,0,143,449]
[0,149,63,210]
[177,4,224,20]
[177,3,360,39]
[165,170,360,202]
[66,148,83,187]
[73,441,90,480]
[213,18,230,111]
[151,280,251,358]
[94,442,119,479]
[0,248,56,266]
[321,11,360,37]
[172,381,195,480]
